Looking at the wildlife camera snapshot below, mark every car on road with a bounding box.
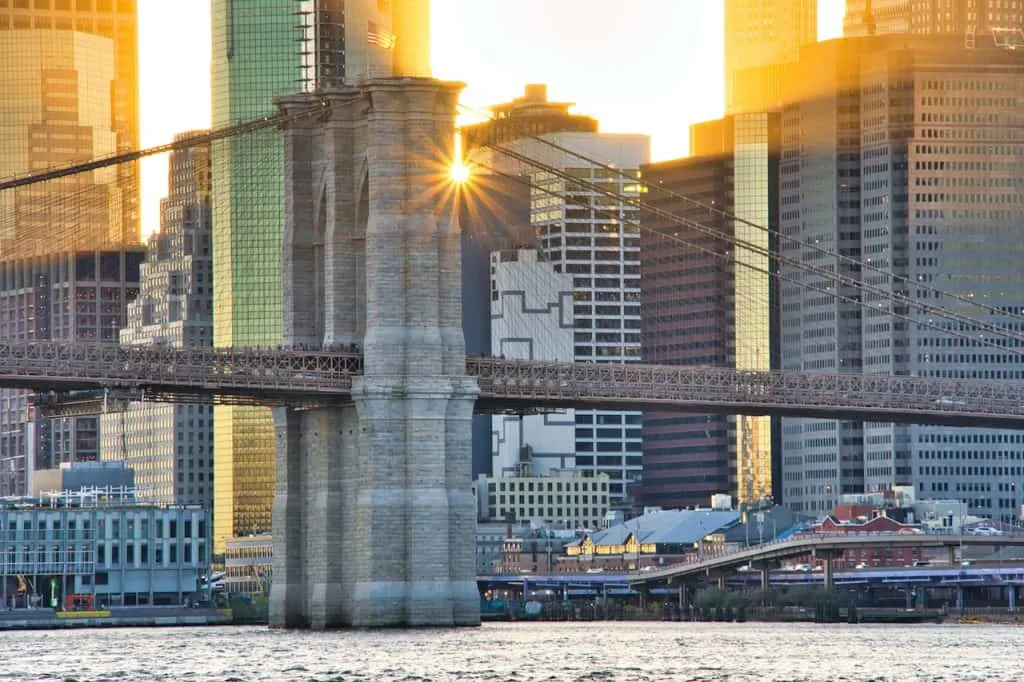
[967,526,1004,536]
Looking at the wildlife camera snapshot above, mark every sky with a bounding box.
[138,0,845,237]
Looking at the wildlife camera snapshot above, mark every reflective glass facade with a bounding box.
[724,0,817,114]
[640,114,779,509]
[0,1,139,255]
[732,113,776,504]
[211,0,299,551]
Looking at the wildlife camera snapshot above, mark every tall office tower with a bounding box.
[0,1,139,256]
[640,113,781,509]
[724,0,818,114]
[777,38,867,515]
[490,249,576,482]
[780,35,1024,522]
[469,92,649,504]
[99,134,213,508]
[461,85,597,479]
[210,0,430,550]
[0,250,143,495]
[844,0,1024,43]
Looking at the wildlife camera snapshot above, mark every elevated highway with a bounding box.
[628,533,1024,588]
[2,342,1024,427]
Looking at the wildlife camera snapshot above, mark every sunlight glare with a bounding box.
[449,160,472,183]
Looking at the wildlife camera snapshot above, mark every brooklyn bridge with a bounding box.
[3,76,1024,629]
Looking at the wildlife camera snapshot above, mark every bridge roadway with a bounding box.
[627,533,1024,587]
[2,342,1024,427]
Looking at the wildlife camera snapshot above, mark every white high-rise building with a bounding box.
[100,135,214,508]
[475,131,650,503]
[490,249,575,478]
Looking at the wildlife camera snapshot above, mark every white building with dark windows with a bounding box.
[99,135,214,508]
[476,469,611,530]
[490,248,576,478]
[475,131,649,504]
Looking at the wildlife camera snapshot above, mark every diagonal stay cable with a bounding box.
[478,147,1024,360]
[527,131,1024,331]
[459,101,1024,334]
[473,159,1024,361]
[0,102,330,192]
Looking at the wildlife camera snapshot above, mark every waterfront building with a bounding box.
[490,248,576,478]
[640,113,781,510]
[98,135,213,509]
[565,507,741,572]
[778,36,1024,522]
[0,489,210,609]
[210,0,429,551]
[843,0,1024,43]
[223,534,272,596]
[476,469,611,530]
[0,0,140,257]
[724,0,818,114]
[0,250,143,497]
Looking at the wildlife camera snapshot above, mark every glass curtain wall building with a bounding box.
[724,0,818,114]
[0,1,140,497]
[0,0,140,255]
[211,0,300,551]
[640,114,780,509]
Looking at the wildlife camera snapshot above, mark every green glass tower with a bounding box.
[210,0,300,552]
[209,0,432,553]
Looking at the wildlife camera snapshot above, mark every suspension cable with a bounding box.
[479,143,1024,360]
[0,101,331,193]
[474,159,1024,360]
[458,102,1024,348]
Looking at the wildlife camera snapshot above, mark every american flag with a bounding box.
[367,21,397,49]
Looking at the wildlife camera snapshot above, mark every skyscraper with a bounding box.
[640,112,781,509]
[210,0,430,550]
[0,1,141,496]
[724,0,818,114]
[843,0,1024,43]
[0,1,140,255]
[100,133,213,509]
[467,88,649,504]
[779,35,1024,521]
[0,249,144,495]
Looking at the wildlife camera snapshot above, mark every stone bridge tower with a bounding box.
[270,78,479,628]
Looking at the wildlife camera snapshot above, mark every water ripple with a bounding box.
[2,622,1021,681]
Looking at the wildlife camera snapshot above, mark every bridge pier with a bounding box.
[271,78,478,629]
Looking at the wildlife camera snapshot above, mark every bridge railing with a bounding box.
[469,357,1024,421]
[0,341,359,396]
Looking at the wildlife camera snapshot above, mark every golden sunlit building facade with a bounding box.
[843,0,1024,42]
[0,0,139,256]
[210,0,431,552]
[724,0,818,114]
[0,1,139,497]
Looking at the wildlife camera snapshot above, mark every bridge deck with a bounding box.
[1,343,1023,427]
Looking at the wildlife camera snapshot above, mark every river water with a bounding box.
[3,622,1020,681]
